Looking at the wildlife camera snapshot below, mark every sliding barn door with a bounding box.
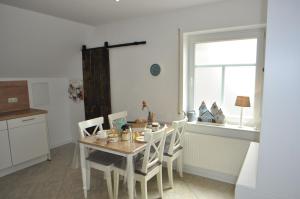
[82,47,112,129]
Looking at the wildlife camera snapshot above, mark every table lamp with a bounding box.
[235,96,250,127]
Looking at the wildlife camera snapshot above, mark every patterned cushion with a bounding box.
[135,162,162,176]
[112,118,127,132]
[87,151,122,166]
[114,155,142,170]
[164,146,183,157]
[163,134,172,154]
[114,153,161,175]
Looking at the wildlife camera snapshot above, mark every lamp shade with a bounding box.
[235,96,250,107]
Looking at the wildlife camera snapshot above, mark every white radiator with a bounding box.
[182,131,250,184]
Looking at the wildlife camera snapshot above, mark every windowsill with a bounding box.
[186,121,260,142]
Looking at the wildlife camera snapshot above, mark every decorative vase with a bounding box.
[187,110,196,122]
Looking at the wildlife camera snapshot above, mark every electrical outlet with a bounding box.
[8,97,18,103]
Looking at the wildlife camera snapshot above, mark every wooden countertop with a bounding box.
[0,108,48,121]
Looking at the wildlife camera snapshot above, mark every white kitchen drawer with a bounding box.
[7,114,46,129]
[0,130,13,170]
[0,121,7,131]
[9,122,49,165]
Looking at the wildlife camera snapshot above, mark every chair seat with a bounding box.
[114,156,162,176]
[164,145,183,157]
[135,162,162,176]
[87,151,122,166]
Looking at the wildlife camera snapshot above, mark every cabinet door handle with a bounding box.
[22,118,35,122]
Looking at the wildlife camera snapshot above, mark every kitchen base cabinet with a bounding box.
[9,122,49,165]
[0,130,12,170]
[0,111,50,177]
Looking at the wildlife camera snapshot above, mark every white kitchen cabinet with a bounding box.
[0,130,12,170]
[8,114,49,165]
[0,121,7,131]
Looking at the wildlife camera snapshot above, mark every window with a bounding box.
[186,28,265,126]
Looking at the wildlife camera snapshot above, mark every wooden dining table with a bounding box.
[79,125,174,199]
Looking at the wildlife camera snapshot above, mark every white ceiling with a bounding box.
[0,0,225,26]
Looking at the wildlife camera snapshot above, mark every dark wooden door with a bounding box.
[82,47,111,129]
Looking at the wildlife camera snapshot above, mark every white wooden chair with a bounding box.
[108,111,128,129]
[79,117,121,199]
[113,127,167,199]
[163,118,187,188]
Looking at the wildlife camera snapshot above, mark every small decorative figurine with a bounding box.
[142,100,154,126]
[215,109,226,124]
[199,101,208,115]
[198,101,226,124]
[210,102,219,116]
[198,101,215,123]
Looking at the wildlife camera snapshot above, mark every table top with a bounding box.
[79,126,174,154]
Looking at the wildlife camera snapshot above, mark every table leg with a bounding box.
[71,142,79,168]
[80,143,88,198]
[127,154,134,199]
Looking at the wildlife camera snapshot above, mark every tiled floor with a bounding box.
[0,144,234,199]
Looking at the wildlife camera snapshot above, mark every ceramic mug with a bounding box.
[144,128,152,142]
[97,130,107,139]
[122,132,130,141]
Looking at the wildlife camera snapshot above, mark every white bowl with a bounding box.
[96,130,108,139]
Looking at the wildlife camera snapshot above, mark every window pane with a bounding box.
[194,67,222,110]
[195,39,257,66]
[223,66,256,119]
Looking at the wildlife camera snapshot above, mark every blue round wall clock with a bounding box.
[150,64,161,76]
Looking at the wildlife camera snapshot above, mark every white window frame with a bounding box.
[186,28,265,127]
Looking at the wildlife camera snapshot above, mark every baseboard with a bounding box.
[183,165,237,184]
[50,138,73,149]
[236,187,296,199]
[0,155,48,177]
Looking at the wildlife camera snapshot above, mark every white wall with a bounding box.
[85,0,267,122]
[81,0,267,183]
[255,0,300,198]
[0,2,268,173]
[66,53,86,142]
[0,78,71,148]
[0,3,92,77]
[29,78,72,148]
[0,4,93,147]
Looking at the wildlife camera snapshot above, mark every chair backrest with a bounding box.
[108,111,128,129]
[167,118,188,155]
[78,117,104,138]
[141,127,166,174]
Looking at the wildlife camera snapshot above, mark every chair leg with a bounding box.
[177,152,183,178]
[80,145,88,199]
[71,142,79,168]
[141,179,148,199]
[105,171,114,199]
[157,166,163,198]
[167,159,174,188]
[113,171,119,199]
[86,162,91,190]
[123,173,127,185]
[134,179,137,198]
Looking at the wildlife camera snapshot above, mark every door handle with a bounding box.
[22,118,35,122]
